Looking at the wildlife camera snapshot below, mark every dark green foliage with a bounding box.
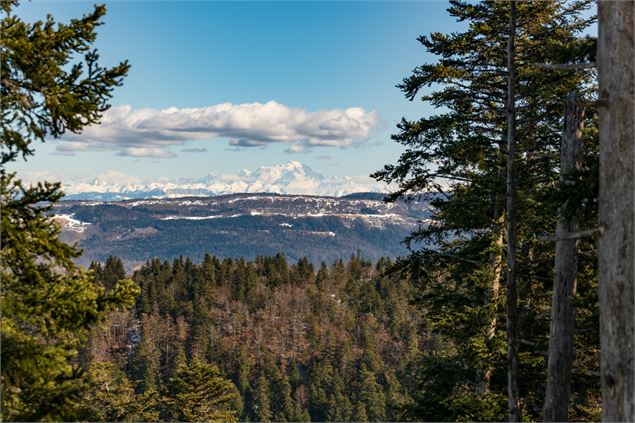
[0,226,138,421]
[80,362,160,422]
[78,359,239,422]
[358,364,387,422]
[162,360,238,422]
[373,0,600,420]
[252,373,272,422]
[85,254,421,422]
[0,2,136,420]
[91,256,127,289]
[80,220,588,423]
[0,2,129,165]
[269,365,295,422]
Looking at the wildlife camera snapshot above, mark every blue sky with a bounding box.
[14,1,459,181]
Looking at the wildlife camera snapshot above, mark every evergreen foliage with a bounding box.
[1,1,607,421]
[372,0,600,420]
[84,254,422,422]
[0,1,137,420]
[66,252,601,422]
[163,359,238,422]
[79,362,160,422]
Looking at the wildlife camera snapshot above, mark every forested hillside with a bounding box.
[54,193,427,268]
[80,253,601,421]
[82,255,422,421]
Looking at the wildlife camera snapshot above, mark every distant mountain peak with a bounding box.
[61,162,388,200]
[281,160,303,168]
[255,161,306,174]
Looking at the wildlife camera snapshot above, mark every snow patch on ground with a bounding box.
[309,231,336,237]
[53,214,91,232]
[160,214,243,220]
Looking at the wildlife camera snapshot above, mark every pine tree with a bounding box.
[372,0,598,420]
[102,256,127,289]
[270,366,294,422]
[129,313,162,393]
[252,373,272,422]
[308,360,333,422]
[163,359,239,422]
[235,346,252,396]
[358,364,387,422]
[315,262,329,291]
[353,402,369,422]
[0,1,136,420]
[80,361,160,422]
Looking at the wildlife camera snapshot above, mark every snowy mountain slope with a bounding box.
[60,162,387,200]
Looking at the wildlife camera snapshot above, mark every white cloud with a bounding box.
[55,101,379,158]
[285,144,308,154]
[116,147,177,158]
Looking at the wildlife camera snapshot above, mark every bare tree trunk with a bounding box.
[505,1,521,421]
[543,93,585,422]
[597,2,635,422]
[483,211,505,391]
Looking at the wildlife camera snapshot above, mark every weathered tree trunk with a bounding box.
[597,2,635,422]
[479,210,505,393]
[543,93,585,422]
[484,215,504,390]
[505,1,520,421]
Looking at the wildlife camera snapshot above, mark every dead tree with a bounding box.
[543,93,585,422]
[597,2,634,422]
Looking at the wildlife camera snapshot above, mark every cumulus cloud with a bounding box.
[55,101,379,158]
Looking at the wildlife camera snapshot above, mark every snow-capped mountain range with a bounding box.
[60,161,388,200]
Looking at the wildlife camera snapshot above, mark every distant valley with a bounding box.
[55,192,431,269]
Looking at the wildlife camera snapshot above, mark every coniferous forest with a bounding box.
[80,253,602,422]
[83,255,420,422]
[1,0,633,422]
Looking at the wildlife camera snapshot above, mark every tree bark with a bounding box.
[597,2,635,422]
[483,212,505,392]
[505,1,521,421]
[543,93,585,422]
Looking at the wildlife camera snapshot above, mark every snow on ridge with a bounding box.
[309,231,336,237]
[155,210,416,227]
[57,161,388,200]
[161,214,243,221]
[53,213,91,232]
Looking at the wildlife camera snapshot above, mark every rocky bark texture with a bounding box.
[598,2,634,421]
